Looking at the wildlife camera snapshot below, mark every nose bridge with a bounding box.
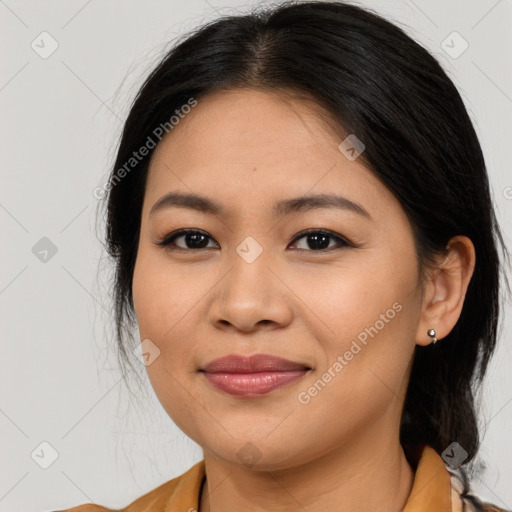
[227,232,274,298]
[210,232,292,331]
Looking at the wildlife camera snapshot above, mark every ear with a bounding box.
[415,235,476,346]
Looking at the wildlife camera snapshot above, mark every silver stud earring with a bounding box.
[427,328,437,345]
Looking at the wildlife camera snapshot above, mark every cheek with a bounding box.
[132,253,207,434]
[305,252,419,398]
[132,251,183,388]
[132,247,208,380]
[306,256,416,343]
[132,246,201,339]
[132,254,162,340]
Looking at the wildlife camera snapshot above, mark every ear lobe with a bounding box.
[415,235,476,347]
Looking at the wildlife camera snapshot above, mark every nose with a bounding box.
[208,246,293,333]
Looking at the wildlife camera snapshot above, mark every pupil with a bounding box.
[187,232,208,248]
[309,234,329,250]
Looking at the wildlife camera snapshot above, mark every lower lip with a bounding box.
[202,370,308,397]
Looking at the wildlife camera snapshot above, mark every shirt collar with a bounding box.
[403,444,453,512]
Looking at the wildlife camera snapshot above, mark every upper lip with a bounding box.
[201,354,311,373]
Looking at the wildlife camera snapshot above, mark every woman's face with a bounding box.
[132,88,425,470]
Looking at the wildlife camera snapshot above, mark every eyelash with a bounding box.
[155,228,353,253]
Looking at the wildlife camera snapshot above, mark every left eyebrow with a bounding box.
[149,191,372,221]
[273,193,371,220]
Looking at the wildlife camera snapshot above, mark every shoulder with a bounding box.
[51,460,204,512]
[50,478,181,511]
[450,473,511,512]
[51,477,178,511]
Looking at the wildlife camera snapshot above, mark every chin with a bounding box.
[201,435,309,471]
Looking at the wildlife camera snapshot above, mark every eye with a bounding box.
[155,228,352,252]
[289,229,352,252]
[156,229,219,251]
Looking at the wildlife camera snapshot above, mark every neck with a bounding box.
[199,434,415,512]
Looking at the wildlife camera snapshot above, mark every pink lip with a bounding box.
[201,354,311,397]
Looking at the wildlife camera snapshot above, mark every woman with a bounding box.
[59,1,511,510]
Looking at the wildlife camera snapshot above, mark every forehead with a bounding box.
[143,88,393,220]
[151,87,345,164]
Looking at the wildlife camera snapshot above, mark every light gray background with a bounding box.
[1,0,511,510]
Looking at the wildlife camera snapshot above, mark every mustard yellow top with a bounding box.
[56,445,507,512]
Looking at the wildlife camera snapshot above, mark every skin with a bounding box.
[132,88,475,512]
